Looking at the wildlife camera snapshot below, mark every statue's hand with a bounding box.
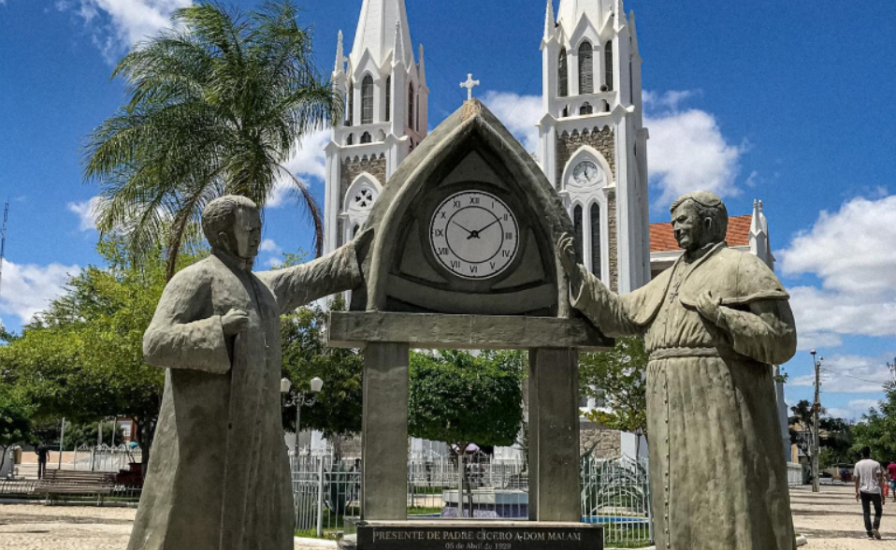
[695,290,725,329]
[555,233,578,276]
[221,308,250,336]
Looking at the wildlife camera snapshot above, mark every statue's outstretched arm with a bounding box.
[570,267,644,337]
[259,231,370,314]
[143,271,231,374]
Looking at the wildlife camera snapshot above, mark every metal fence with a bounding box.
[290,450,653,546]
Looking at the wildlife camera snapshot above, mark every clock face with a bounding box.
[573,161,602,186]
[429,191,520,280]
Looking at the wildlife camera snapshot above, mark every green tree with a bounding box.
[279,296,364,442]
[58,421,127,450]
[85,0,337,278]
[0,240,199,468]
[408,350,525,515]
[853,383,896,461]
[0,385,33,473]
[579,337,648,443]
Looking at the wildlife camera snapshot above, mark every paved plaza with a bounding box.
[0,485,892,549]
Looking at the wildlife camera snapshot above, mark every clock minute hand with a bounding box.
[468,219,501,239]
[452,221,475,236]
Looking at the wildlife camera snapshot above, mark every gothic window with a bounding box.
[356,188,373,207]
[573,205,584,264]
[604,40,614,91]
[385,76,391,122]
[602,100,610,112]
[347,83,354,126]
[558,49,568,97]
[408,84,415,129]
[578,42,594,95]
[346,133,354,146]
[416,97,420,132]
[360,132,372,144]
[562,106,569,118]
[361,75,374,124]
[580,102,593,115]
[590,203,601,277]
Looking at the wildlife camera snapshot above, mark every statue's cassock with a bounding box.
[128,246,360,550]
[572,243,798,550]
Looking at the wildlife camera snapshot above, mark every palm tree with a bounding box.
[85,0,336,279]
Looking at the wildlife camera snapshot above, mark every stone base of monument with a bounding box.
[440,489,529,518]
[338,520,604,550]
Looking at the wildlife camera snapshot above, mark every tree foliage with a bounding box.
[853,382,896,462]
[408,350,525,452]
[579,337,648,441]
[84,0,337,278]
[279,296,363,439]
[0,385,33,472]
[0,240,199,463]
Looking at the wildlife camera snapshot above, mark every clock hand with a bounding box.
[468,219,501,239]
[451,221,475,236]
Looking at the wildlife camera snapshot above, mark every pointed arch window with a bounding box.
[604,40,614,91]
[346,83,354,126]
[360,132,372,144]
[385,76,391,122]
[590,203,601,277]
[558,48,568,97]
[408,84,415,129]
[578,42,594,95]
[346,133,354,146]
[580,102,593,115]
[573,205,584,264]
[361,75,374,124]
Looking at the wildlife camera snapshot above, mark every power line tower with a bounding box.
[0,201,8,300]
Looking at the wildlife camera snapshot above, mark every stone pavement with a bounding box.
[1,485,894,549]
[791,484,896,549]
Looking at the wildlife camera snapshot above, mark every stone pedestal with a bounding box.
[527,348,581,522]
[361,342,410,520]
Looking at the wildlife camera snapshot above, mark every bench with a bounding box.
[35,470,117,506]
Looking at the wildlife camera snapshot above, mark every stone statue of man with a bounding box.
[128,196,367,550]
[558,191,798,550]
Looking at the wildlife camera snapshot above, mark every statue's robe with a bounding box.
[571,242,797,550]
[128,247,361,550]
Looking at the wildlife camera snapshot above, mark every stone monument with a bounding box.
[557,190,799,550]
[328,99,610,550]
[129,196,369,550]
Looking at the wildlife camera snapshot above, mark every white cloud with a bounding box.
[644,91,745,207]
[778,194,896,346]
[266,257,284,269]
[67,196,102,231]
[269,128,331,208]
[259,239,279,253]
[481,91,543,158]
[790,353,894,395]
[0,260,80,326]
[828,399,884,421]
[60,0,191,61]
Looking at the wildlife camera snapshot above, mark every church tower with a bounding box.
[538,0,650,292]
[324,0,429,254]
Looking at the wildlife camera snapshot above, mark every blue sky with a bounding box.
[1,0,895,420]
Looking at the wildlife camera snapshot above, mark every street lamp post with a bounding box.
[810,350,823,493]
[280,377,324,463]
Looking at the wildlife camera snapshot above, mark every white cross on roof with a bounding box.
[460,73,480,101]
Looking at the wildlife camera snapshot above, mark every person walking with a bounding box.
[36,446,49,480]
[887,461,896,495]
[855,446,886,540]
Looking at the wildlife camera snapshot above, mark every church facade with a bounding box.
[323,0,649,297]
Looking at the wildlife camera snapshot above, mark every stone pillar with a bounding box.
[361,342,410,520]
[527,348,581,522]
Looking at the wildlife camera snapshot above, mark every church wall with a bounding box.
[556,126,619,291]
[338,154,386,246]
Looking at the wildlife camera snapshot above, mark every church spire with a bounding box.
[418,44,427,87]
[333,30,345,76]
[543,0,556,43]
[392,20,405,68]
[351,0,413,69]
[614,0,625,29]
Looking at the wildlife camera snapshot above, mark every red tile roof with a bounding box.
[650,214,752,253]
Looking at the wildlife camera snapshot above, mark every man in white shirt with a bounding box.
[856,446,886,540]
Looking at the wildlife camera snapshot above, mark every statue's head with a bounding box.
[669,191,728,252]
[202,195,262,260]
